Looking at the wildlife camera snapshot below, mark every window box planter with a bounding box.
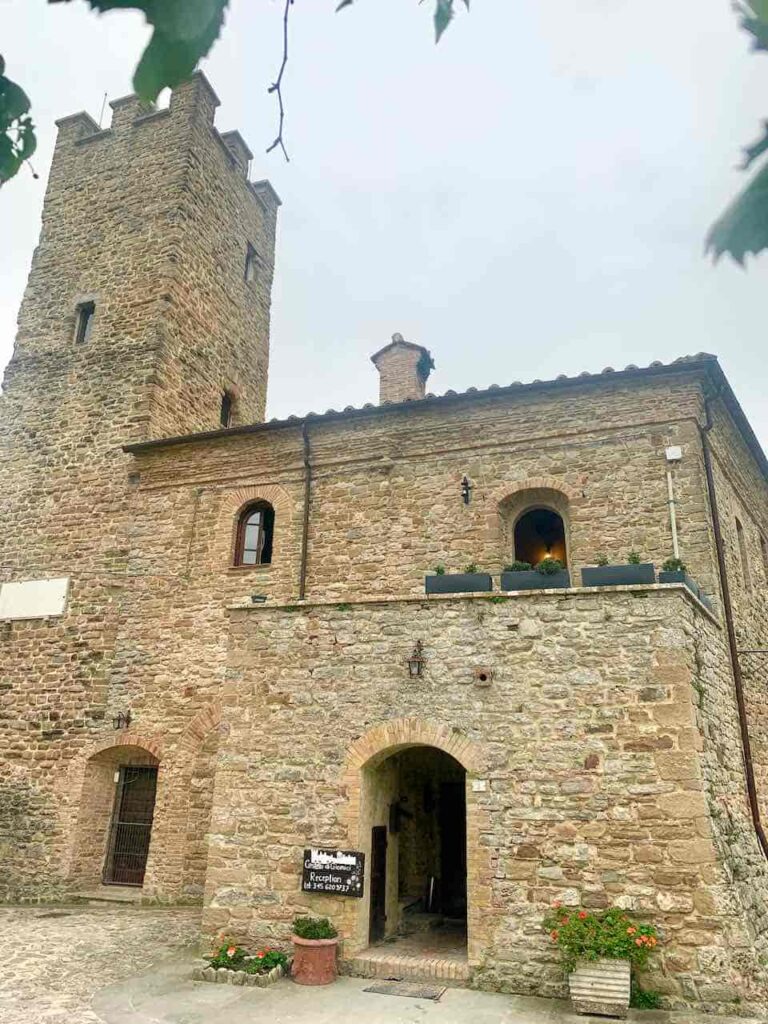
[291,934,339,986]
[501,569,571,591]
[658,569,710,602]
[569,958,630,1017]
[425,573,493,594]
[581,564,655,587]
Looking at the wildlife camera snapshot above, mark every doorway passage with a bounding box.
[365,746,467,961]
[103,765,158,886]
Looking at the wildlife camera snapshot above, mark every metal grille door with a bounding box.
[103,765,158,886]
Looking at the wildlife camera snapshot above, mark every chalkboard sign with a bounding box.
[302,848,365,897]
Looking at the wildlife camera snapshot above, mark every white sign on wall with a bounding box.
[0,578,70,620]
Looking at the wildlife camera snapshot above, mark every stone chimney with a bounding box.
[371,334,434,405]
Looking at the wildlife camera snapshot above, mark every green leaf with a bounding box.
[434,0,454,41]
[706,157,768,264]
[87,0,229,102]
[741,121,768,169]
[0,64,37,186]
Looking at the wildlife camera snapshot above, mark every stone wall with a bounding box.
[201,586,767,1014]
[0,73,278,901]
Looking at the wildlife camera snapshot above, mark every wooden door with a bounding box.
[369,825,388,943]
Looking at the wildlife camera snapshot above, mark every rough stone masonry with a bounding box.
[1,71,767,1016]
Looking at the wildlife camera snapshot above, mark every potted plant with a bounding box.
[291,916,339,986]
[581,551,655,588]
[425,562,493,594]
[544,904,659,1017]
[501,558,571,591]
[658,557,714,612]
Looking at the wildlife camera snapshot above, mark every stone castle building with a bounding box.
[2,72,768,1012]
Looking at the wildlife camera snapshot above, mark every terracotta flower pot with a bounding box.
[569,958,630,1017]
[291,935,338,986]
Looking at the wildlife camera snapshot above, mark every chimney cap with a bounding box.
[371,333,433,371]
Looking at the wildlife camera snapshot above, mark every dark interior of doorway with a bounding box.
[514,506,567,566]
[103,765,158,886]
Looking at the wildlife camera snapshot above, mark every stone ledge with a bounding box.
[191,959,288,987]
[227,582,719,625]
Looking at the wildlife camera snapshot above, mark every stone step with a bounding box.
[78,885,144,904]
[344,952,471,987]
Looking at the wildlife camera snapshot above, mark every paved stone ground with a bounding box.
[0,904,200,1024]
[1,905,763,1024]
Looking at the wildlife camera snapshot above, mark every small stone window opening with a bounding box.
[736,517,751,591]
[514,507,567,567]
[74,301,95,344]
[220,391,234,428]
[234,502,274,566]
[761,534,768,581]
[244,244,259,285]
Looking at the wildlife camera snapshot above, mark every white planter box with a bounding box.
[569,958,631,1017]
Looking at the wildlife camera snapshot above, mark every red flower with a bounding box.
[578,911,587,920]
[226,946,237,957]
[256,951,265,958]
[635,938,643,946]
[626,926,636,935]
[550,930,559,941]
[561,916,569,924]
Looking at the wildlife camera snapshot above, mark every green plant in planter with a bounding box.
[244,949,289,974]
[432,564,446,575]
[627,551,641,565]
[595,554,609,567]
[207,939,248,969]
[662,556,687,573]
[292,916,338,940]
[536,558,564,576]
[543,904,659,974]
[464,563,479,574]
[504,561,532,572]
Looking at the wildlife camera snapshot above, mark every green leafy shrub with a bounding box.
[627,551,641,565]
[207,940,248,970]
[244,949,289,974]
[536,558,564,576]
[464,563,479,574]
[504,561,532,572]
[292,916,338,940]
[433,564,446,575]
[630,981,663,1009]
[543,904,659,973]
[595,554,609,567]
[662,556,687,573]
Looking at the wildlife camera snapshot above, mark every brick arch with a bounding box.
[343,717,484,779]
[217,483,295,569]
[77,731,165,766]
[176,703,227,761]
[493,476,581,507]
[338,718,491,963]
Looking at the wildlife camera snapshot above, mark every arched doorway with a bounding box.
[363,745,467,953]
[514,506,567,566]
[70,744,159,890]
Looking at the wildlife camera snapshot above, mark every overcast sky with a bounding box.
[2,0,767,447]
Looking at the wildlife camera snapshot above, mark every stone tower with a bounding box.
[0,75,279,897]
[3,72,279,447]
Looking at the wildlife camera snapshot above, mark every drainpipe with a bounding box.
[700,394,768,859]
[666,469,680,560]
[298,421,312,601]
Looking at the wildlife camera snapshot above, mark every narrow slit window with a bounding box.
[75,301,95,344]
[220,391,234,428]
[736,517,751,591]
[761,534,768,581]
[234,503,274,566]
[244,244,259,284]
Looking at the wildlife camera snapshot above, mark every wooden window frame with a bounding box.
[233,502,274,567]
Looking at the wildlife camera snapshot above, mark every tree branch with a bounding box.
[266,0,293,162]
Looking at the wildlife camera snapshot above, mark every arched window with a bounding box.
[514,507,567,567]
[234,503,274,566]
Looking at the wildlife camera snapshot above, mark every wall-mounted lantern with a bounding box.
[112,711,131,730]
[461,476,473,505]
[406,640,426,678]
